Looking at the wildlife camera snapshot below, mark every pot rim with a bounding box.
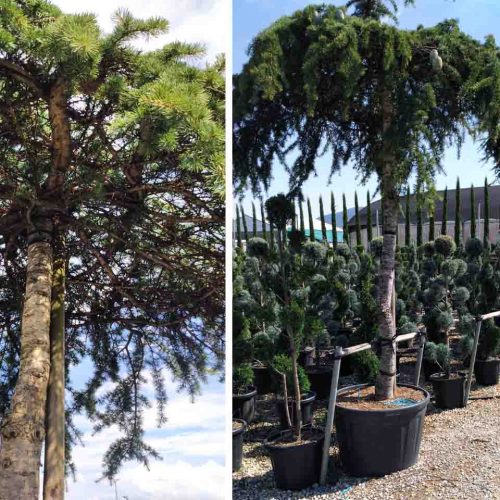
[276,390,317,404]
[475,357,500,363]
[429,372,465,381]
[232,385,257,399]
[335,383,430,413]
[264,425,324,450]
[232,418,247,436]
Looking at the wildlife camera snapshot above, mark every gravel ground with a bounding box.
[233,358,500,500]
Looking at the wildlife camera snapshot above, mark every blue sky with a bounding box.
[45,1,227,498]
[234,0,500,218]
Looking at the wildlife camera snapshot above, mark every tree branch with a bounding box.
[0,59,45,97]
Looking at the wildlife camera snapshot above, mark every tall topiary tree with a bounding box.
[261,201,267,240]
[241,203,249,242]
[366,191,373,243]
[307,197,315,242]
[299,199,306,237]
[331,192,338,248]
[455,178,461,247]
[441,187,448,235]
[416,186,423,247]
[354,191,362,246]
[252,201,258,237]
[405,186,411,246]
[429,209,435,241]
[319,195,327,241]
[234,0,500,399]
[343,193,350,247]
[484,178,490,246]
[236,205,243,249]
[0,3,225,496]
[470,184,476,238]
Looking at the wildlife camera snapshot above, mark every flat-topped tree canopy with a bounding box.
[233,3,500,196]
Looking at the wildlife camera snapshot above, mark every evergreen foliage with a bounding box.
[236,205,243,249]
[319,195,327,241]
[405,186,411,246]
[252,201,258,237]
[455,179,461,246]
[331,192,338,248]
[307,197,315,242]
[342,193,349,247]
[366,191,373,243]
[0,1,225,482]
[354,191,361,246]
[261,201,267,240]
[299,199,306,236]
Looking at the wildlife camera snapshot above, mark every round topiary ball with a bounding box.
[265,194,295,230]
[369,236,384,257]
[423,241,435,257]
[246,237,269,258]
[441,259,459,278]
[434,235,456,257]
[303,240,328,262]
[452,286,470,304]
[336,242,351,258]
[465,237,483,258]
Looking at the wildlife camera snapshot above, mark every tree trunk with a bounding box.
[375,91,398,400]
[0,241,53,499]
[43,243,66,500]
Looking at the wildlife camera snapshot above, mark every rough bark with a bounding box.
[43,245,66,500]
[0,242,53,499]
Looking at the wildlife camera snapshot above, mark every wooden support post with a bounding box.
[319,346,342,486]
[414,330,426,387]
[464,319,482,406]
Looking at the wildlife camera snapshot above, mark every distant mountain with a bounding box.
[324,208,355,228]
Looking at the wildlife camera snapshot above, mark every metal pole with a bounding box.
[464,319,482,406]
[319,346,342,486]
[414,331,425,387]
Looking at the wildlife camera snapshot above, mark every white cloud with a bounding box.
[63,376,225,499]
[52,0,227,60]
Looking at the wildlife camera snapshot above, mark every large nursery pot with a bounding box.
[233,386,257,423]
[305,366,332,400]
[474,358,500,386]
[429,372,465,409]
[264,427,324,490]
[298,346,315,368]
[334,383,430,477]
[276,391,316,429]
[232,419,246,472]
[252,364,273,394]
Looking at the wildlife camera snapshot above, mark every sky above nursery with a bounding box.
[234,0,500,218]
[46,1,227,499]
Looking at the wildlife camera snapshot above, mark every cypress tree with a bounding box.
[331,192,338,249]
[343,193,350,246]
[319,195,327,241]
[241,204,249,242]
[405,186,411,246]
[260,201,267,240]
[470,184,476,238]
[367,191,373,243]
[429,210,435,241]
[236,205,242,248]
[291,200,297,231]
[441,187,448,235]
[299,199,305,236]
[455,178,461,247]
[416,187,423,247]
[269,221,275,249]
[252,201,257,237]
[307,198,315,242]
[355,191,362,246]
[484,178,490,246]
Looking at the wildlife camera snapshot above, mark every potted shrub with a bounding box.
[262,195,324,491]
[272,354,316,428]
[232,419,247,472]
[427,343,466,409]
[474,322,500,385]
[232,364,257,424]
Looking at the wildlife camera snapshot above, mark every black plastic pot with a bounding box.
[252,364,273,394]
[232,419,246,472]
[233,386,257,423]
[423,359,441,381]
[298,347,315,368]
[276,391,316,430]
[305,366,332,400]
[264,427,324,491]
[335,383,430,477]
[474,358,500,386]
[429,372,465,409]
